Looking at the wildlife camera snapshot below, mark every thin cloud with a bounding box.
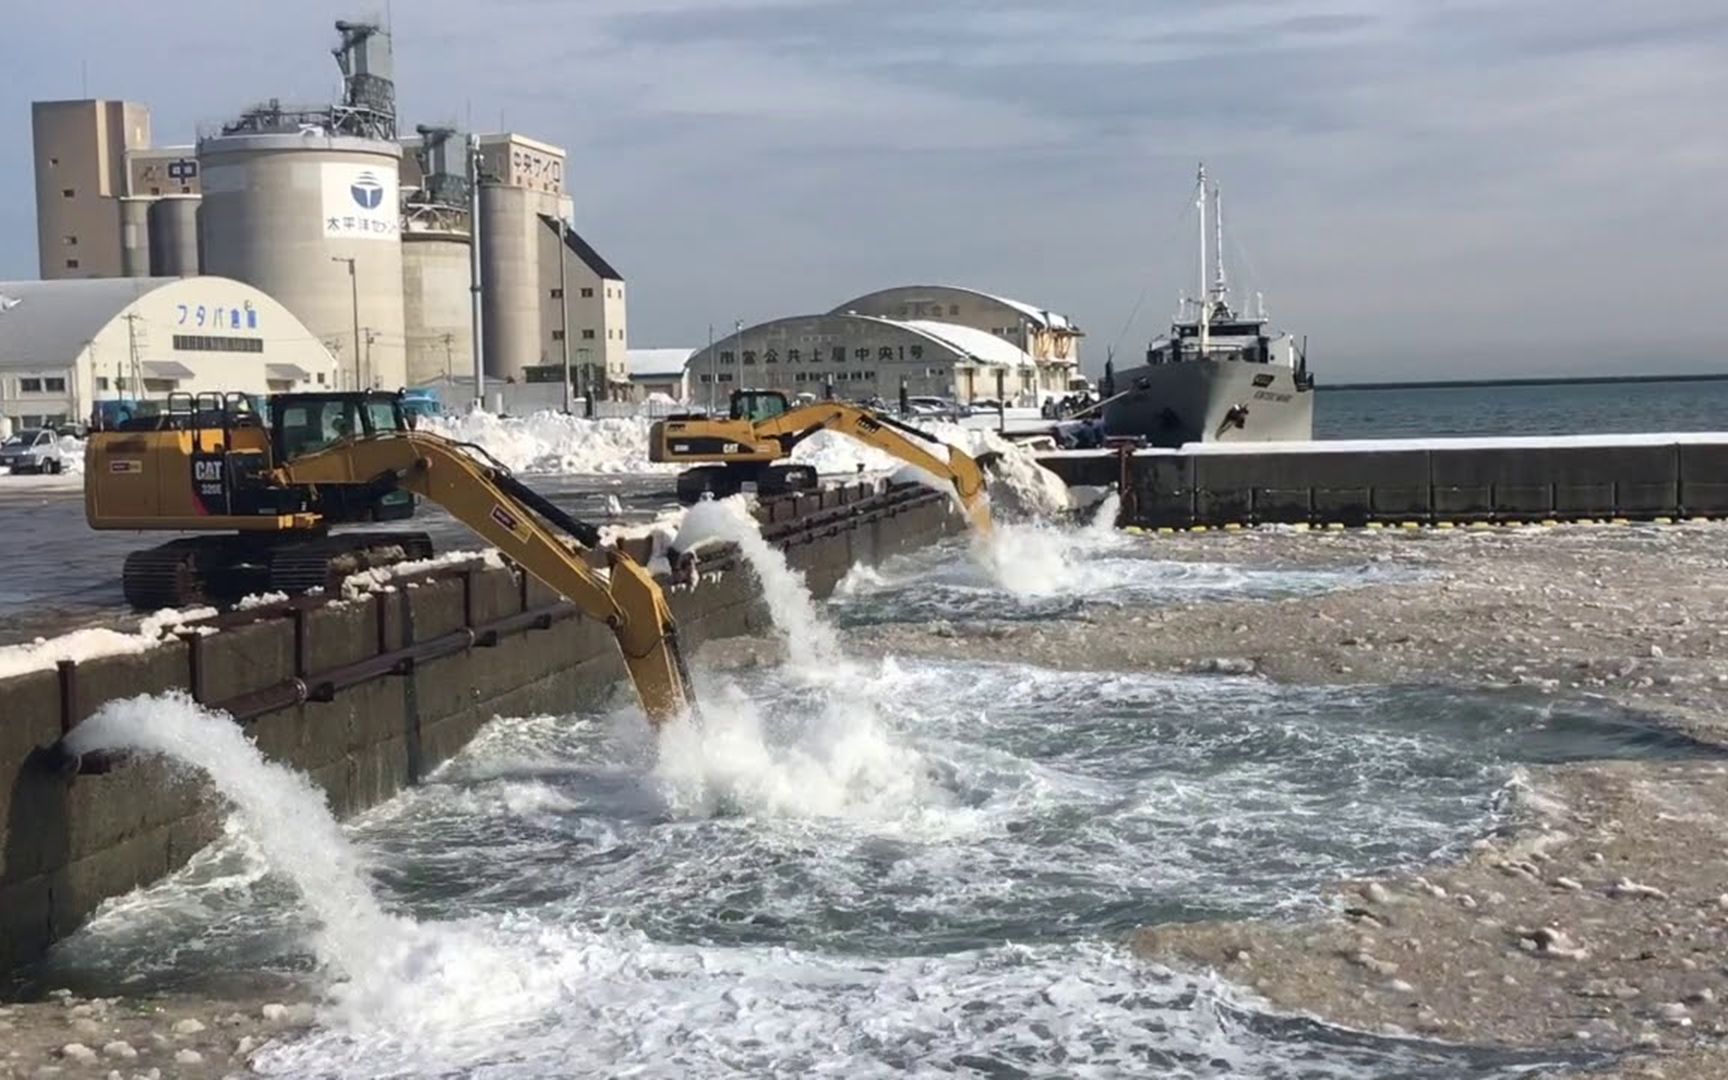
[1,0,1723,377]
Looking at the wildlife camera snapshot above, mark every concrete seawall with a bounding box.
[1041,439,1728,528]
[0,481,960,983]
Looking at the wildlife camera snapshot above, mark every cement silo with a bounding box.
[118,198,151,278]
[147,195,200,276]
[198,132,407,390]
[402,227,473,385]
[479,182,561,381]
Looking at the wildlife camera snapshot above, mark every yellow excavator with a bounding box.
[86,390,692,723]
[649,389,995,531]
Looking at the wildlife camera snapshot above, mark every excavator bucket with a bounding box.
[604,551,696,725]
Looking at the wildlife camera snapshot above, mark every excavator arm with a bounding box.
[754,404,995,532]
[271,432,693,725]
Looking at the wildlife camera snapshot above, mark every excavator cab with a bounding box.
[728,389,791,423]
[271,391,412,460]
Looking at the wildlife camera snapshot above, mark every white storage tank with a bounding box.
[401,227,474,386]
[118,197,152,278]
[478,182,557,382]
[147,194,201,277]
[198,132,407,390]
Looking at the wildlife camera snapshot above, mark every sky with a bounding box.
[4,0,1726,382]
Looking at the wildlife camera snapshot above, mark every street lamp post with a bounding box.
[556,222,572,414]
[331,256,360,391]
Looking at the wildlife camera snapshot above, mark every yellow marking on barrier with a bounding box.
[1653,516,1673,525]
[1326,522,1345,531]
[1502,521,1523,528]
[1574,518,1597,526]
[1467,521,1492,530]
[1687,516,1711,524]
[1290,522,1311,532]
[1190,525,1209,533]
[1224,522,1243,531]
[1436,521,1456,529]
[1610,517,1631,526]
[1400,521,1420,530]
[1157,527,1175,534]
[1124,525,1144,534]
[1539,519,1559,527]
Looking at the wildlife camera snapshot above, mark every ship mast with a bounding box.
[1211,178,1228,303]
[1196,162,1211,353]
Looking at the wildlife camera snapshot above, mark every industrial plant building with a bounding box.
[683,287,1083,407]
[0,277,338,430]
[28,19,631,406]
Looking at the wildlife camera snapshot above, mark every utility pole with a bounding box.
[557,221,572,414]
[442,332,454,380]
[363,328,377,389]
[123,313,141,402]
[706,323,715,411]
[331,256,360,391]
[733,318,744,397]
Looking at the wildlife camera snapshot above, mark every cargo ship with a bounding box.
[1103,164,1315,446]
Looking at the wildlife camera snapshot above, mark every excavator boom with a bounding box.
[273,431,693,724]
[651,392,994,531]
[754,404,993,532]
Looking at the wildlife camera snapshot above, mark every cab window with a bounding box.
[365,400,401,435]
[734,393,788,422]
[278,400,364,458]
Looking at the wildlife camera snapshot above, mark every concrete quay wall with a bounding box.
[0,481,960,984]
[1040,442,1728,527]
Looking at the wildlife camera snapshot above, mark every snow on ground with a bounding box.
[0,606,216,680]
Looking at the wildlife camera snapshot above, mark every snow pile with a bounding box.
[420,410,671,475]
[47,435,86,475]
[787,430,900,475]
[0,606,217,680]
[337,549,506,601]
[599,505,690,576]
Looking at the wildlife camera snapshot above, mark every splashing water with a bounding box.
[673,496,840,671]
[662,497,933,821]
[64,694,396,979]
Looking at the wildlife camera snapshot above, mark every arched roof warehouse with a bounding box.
[0,275,338,428]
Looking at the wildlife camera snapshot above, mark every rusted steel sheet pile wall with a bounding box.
[1040,443,1728,528]
[0,481,958,980]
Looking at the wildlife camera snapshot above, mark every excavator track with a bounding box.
[264,531,435,596]
[119,531,435,611]
[121,538,219,611]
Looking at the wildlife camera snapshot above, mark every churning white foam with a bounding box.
[662,497,946,825]
[968,490,1131,599]
[652,676,940,823]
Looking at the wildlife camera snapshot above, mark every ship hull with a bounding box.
[1104,359,1315,447]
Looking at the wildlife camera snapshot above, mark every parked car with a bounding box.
[0,428,66,474]
[905,396,971,419]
